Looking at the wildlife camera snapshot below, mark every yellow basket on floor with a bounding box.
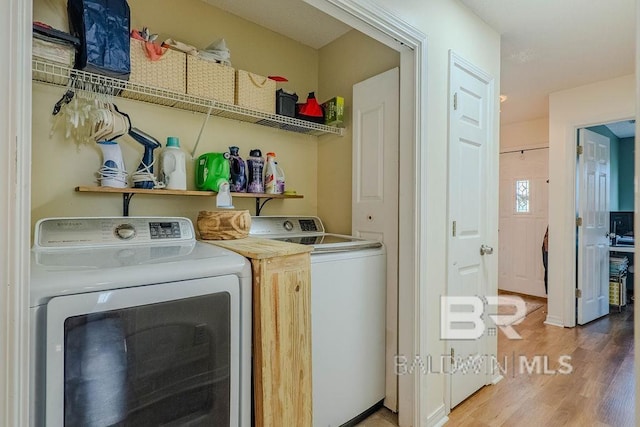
[609,279,626,306]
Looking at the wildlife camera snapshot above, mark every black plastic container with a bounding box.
[276,89,298,117]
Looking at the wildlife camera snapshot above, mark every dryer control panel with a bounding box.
[34,217,195,248]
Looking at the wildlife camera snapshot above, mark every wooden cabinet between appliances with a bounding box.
[203,237,313,427]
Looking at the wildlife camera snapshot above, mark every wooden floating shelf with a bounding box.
[75,186,303,216]
[76,186,304,199]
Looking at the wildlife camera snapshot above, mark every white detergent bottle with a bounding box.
[264,152,279,194]
[275,161,285,194]
[160,137,187,190]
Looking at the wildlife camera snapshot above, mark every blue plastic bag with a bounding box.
[68,0,130,79]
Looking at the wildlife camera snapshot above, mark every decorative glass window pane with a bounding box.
[515,180,530,213]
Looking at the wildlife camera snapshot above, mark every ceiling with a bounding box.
[200,0,351,49]
[605,120,636,139]
[202,0,636,127]
[460,0,636,125]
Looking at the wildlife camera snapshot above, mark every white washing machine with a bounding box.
[250,216,387,426]
[29,217,252,427]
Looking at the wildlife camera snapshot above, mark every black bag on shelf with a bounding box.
[67,0,130,79]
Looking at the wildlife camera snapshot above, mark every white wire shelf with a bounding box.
[32,59,344,137]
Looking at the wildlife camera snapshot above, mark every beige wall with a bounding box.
[317,30,400,234]
[548,74,635,326]
[32,0,321,228]
[371,0,501,420]
[500,117,549,152]
[32,0,502,422]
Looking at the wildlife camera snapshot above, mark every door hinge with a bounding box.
[576,217,583,227]
[576,289,582,298]
[453,92,458,110]
[577,145,583,155]
[452,221,457,237]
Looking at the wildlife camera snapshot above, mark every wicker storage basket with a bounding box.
[235,70,276,114]
[186,55,235,104]
[197,210,251,240]
[128,38,186,93]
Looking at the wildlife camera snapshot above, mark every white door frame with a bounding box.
[7,2,430,427]
[1,0,33,425]
[549,116,635,328]
[305,1,428,425]
[547,71,636,330]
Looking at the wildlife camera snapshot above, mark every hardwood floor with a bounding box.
[357,407,399,426]
[358,300,634,427]
[447,302,635,426]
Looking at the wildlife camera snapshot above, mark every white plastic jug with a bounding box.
[275,162,285,194]
[264,152,280,194]
[160,137,187,190]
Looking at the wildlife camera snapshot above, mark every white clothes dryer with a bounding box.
[29,217,251,427]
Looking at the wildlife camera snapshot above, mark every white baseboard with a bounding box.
[426,404,448,427]
[491,374,504,385]
[544,314,564,327]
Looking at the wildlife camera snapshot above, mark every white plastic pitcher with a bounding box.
[160,137,187,190]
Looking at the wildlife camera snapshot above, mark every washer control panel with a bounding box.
[149,221,183,239]
[34,217,195,248]
[249,216,325,236]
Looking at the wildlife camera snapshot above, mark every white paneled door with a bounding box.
[577,128,610,325]
[352,67,399,411]
[499,149,549,298]
[447,53,495,409]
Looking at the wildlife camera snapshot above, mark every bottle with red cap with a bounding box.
[264,151,280,194]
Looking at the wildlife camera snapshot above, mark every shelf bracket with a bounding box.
[122,193,135,216]
[255,197,274,216]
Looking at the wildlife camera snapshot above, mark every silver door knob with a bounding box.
[480,245,494,256]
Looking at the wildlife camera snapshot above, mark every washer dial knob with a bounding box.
[115,224,136,240]
[283,220,294,231]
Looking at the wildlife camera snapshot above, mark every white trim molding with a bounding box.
[544,315,565,328]
[634,3,639,422]
[426,404,448,427]
[1,0,33,426]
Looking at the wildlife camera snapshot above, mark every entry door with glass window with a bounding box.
[499,148,549,297]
